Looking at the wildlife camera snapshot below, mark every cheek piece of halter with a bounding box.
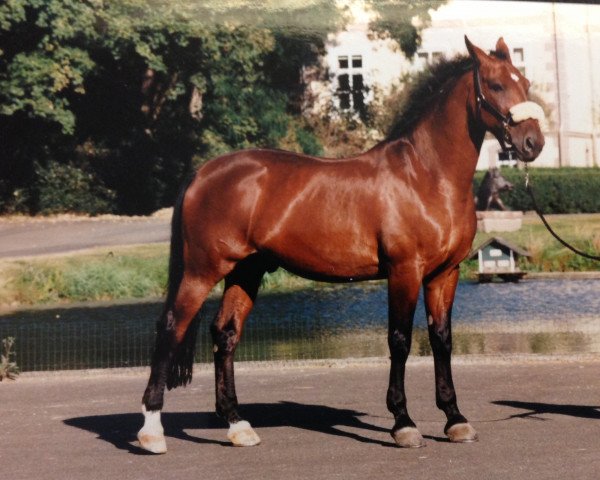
[473,64,545,152]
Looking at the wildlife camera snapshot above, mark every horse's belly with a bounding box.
[255,226,381,281]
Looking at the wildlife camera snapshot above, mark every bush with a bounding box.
[35,162,116,215]
[473,168,600,213]
[295,126,323,156]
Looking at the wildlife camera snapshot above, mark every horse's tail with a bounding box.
[155,174,200,390]
[164,174,194,314]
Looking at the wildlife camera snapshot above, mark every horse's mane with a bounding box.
[386,55,474,141]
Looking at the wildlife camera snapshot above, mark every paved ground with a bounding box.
[0,215,170,258]
[2,357,599,480]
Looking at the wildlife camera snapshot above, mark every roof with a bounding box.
[467,236,531,260]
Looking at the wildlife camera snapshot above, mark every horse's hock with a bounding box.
[476,210,523,232]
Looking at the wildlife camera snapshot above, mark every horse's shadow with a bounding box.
[63,401,398,454]
[492,400,600,421]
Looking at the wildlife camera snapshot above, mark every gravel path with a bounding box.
[2,357,600,480]
[0,214,171,259]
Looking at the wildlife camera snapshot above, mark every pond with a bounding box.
[1,279,599,371]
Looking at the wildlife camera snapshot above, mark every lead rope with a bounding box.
[524,165,600,261]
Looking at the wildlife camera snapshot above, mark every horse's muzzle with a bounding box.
[512,119,545,162]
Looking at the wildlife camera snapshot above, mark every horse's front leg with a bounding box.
[386,265,424,448]
[424,267,478,443]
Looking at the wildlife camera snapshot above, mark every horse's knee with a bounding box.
[388,329,411,359]
[428,322,451,355]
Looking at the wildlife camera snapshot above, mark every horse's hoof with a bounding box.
[446,423,478,443]
[227,420,261,447]
[138,431,167,454]
[391,426,426,448]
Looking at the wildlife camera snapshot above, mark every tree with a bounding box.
[367,1,443,58]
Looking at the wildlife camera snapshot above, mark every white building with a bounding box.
[313,1,600,169]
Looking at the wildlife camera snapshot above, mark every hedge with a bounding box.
[473,167,600,213]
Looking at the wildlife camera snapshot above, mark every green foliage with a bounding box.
[35,162,116,215]
[473,168,600,214]
[0,337,19,381]
[0,0,97,133]
[367,1,444,57]
[295,126,323,156]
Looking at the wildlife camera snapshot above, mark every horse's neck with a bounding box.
[410,76,484,192]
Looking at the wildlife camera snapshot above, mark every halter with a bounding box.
[473,64,514,150]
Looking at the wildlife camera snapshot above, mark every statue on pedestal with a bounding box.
[475,166,522,232]
[476,167,513,211]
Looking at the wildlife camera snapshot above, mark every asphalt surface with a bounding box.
[0,216,170,258]
[2,357,600,480]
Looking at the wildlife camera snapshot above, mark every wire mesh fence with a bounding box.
[1,279,599,372]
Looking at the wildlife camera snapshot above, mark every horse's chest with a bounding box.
[382,203,475,267]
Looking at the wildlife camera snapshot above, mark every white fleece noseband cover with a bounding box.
[509,101,545,127]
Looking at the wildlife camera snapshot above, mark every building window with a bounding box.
[513,48,524,62]
[338,74,350,91]
[336,55,365,113]
[512,47,526,77]
[416,51,443,64]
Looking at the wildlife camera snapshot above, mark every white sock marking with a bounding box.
[228,420,252,435]
[142,405,164,435]
[138,405,167,453]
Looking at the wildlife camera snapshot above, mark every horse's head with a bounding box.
[465,36,545,162]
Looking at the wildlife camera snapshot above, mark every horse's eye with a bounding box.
[490,83,503,92]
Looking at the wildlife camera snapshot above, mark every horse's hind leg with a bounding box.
[138,272,216,454]
[424,267,478,443]
[212,255,266,446]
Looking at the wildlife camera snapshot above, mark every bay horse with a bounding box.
[138,36,544,453]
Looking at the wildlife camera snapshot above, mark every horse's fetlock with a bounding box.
[143,389,164,412]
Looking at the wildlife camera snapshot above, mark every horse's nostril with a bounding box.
[525,136,535,152]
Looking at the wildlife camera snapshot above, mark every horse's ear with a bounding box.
[464,35,488,66]
[495,37,512,63]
